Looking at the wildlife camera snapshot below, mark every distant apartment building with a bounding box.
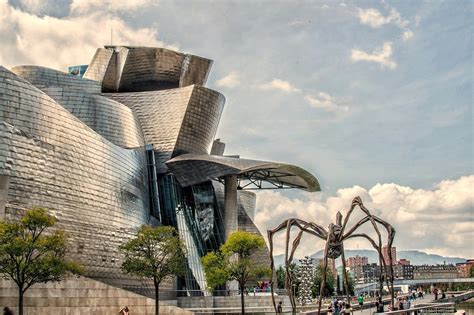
[398,259,410,266]
[363,262,414,283]
[382,245,397,265]
[456,259,474,277]
[363,263,380,283]
[346,255,369,283]
[413,265,458,280]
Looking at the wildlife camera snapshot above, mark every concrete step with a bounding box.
[0,277,191,315]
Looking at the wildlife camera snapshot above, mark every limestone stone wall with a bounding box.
[178,295,291,309]
[0,277,192,315]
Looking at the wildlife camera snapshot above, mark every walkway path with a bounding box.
[351,294,435,314]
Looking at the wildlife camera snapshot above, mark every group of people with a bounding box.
[433,287,446,300]
[243,281,271,295]
[327,298,352,314]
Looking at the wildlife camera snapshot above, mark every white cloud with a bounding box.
[358,6,413,41]
[216,71,240,88]
[255,175,474,258]
[402,30,414,41]
[351,42,397,69]
[305,92,349,112]
[358,8,390,28]
[259,79,301,93]
[0,2,173,71]
[358,7,408,29]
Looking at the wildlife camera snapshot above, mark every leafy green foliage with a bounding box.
[0,207,82,315]
[311,264,335,297]
[0,207,83,288]
[120,225,186,315]
[120,225,186,283]
[201,251,229,289]
[202,231,270,290]
[201,231,270,314]
[220,231,266,258]
[276,266,285,289]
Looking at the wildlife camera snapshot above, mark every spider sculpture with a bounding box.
[268,196,396,315]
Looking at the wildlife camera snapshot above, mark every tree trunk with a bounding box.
[18,286,24,315]
[239,281,245,315]
[154,279,160,315]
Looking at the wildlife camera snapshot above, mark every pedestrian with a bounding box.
[333,299,339,315]
[119,306,129,315]
[277,301,283,313]
[434,288,439,300]
[398,299,404,311]
[3,307,14,315]
[358,294,364,307]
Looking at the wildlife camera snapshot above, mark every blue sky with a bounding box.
[1,0,472,257]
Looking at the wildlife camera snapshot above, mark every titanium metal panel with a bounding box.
[82,48,114,83]
[84,46,212,92]
[105,85,225,172]
[42,87,145,148]
[166,153,320,191]
[11,66,101,94]
[0,66,155,294]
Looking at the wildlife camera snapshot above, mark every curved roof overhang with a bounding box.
[166,153,320,192]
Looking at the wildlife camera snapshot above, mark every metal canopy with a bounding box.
[166,153,320,192]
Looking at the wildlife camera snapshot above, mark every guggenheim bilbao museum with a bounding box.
[0,46,320,298]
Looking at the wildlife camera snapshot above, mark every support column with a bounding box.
[224,175,238,239]
[223,175,239,294]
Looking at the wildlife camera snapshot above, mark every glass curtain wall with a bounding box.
[157,174,225,296]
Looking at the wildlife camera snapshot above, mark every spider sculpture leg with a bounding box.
[317,238,330,315]
[340,243,352,307]
[341,197,397,307]
[268,218,326,314]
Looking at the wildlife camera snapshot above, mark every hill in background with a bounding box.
[273,249,467,267]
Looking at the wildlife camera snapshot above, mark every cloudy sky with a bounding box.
[1,0,472,258]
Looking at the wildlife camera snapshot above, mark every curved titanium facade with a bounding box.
[166,153,320,191]
[84,46,212,92]
[12,65,101,93]
[0,67,150,290]
[0,45,320,298]
[105,86,225,171]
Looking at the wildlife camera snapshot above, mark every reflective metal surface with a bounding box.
[84,46,212,92]
[0,66,151,293]
[166,153,321,191]
[0,45,319,298]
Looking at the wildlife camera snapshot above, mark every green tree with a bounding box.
[344,272,355,296]
[311,264,335,298]
[276,265,285,289]
[470,265,474,278]
[0,207,83,315]
[120,225,186,315]
[202,231,271,315]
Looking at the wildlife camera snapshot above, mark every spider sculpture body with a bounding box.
[268,196,396,314]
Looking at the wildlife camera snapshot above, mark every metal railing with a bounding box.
[375,302,456,314]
